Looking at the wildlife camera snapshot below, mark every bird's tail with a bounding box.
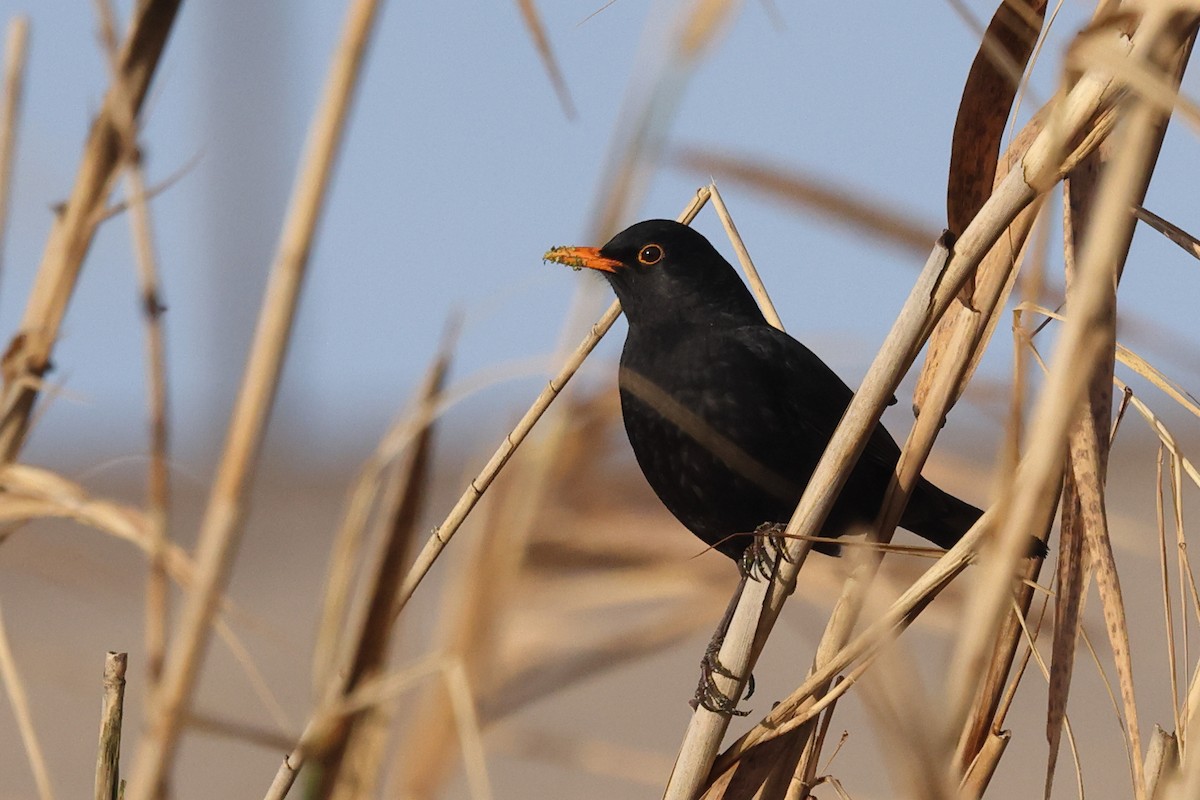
[902,479,1048,558]
[901,479,982,550]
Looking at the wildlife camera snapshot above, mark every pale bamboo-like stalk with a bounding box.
[939,11,1192,797]
[670,27,1133,795]
[0,0,180,462]
[0,15,28,286]
[93,0,174,698]
[122,2,383,797]
[708,181,783,330]
[94,652,128,800]
[392,188,711,620]
[784,289,979,790]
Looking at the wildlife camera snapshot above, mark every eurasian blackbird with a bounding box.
[546,219,997,565]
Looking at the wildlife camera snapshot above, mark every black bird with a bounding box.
[545,219,998,565]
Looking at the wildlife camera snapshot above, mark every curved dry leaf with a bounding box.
[947,0,1048,237]
[675,149,936,254]
[514,0,576,119]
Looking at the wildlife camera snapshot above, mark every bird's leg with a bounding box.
[692,574,754,716]
[739,522,789,580]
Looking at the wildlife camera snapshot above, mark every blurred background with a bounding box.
[0,1,1198,798]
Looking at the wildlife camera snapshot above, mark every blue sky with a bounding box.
[2,1,1197,474]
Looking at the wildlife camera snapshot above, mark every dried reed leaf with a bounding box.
[676,0,740,60]
[914,103,1047,417]
[1116,378,1200,491]
[947,0,1048,239]
[1115,343,1200,419]
[1070,348,1143,800]
[1047,133,1108,800]
[1156,449,1184,743]
[675,149,935,254]
[514,0,576,119]
[317,339,450,799]
[1134,205,1200,261]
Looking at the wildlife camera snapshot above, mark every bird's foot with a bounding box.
[739,522,788,580]
[691,638,753,716]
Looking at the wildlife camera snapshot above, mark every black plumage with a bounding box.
[545,219,991,563]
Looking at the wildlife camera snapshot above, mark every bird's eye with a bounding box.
[638,244,664,265]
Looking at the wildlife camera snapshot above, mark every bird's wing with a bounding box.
[728,325,903,475]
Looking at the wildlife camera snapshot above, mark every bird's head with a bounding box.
[544,219,765,328]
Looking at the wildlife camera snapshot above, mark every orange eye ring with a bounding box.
[638,244,664,265]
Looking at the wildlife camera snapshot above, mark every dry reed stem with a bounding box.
[1145,725,1179,799]
[317,339,450,799]
[785,283,980,790]
[677,25,1139,795]
[392,188,710,620]
[942,11,1196,797]
[0,460,294,758]
[93,0,174,698]
[262,653,447,800]
[313,317,459,689]
[444,659,494,800]
[395,409,573,796]
[708,181,783,330]
[0,600,54,800]
[94,652,127,800]
[123,2,384,796]
[185,711,296,752]
[0,15,28,286]
[0,0,180,462]
[710,511,990,773]
[958,730,1010,800]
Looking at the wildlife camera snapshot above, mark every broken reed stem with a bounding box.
[0,15,28,288]
[94,0,173,699]
[392,187,711,620]
[94,652,128,800]
[669,26,1135,795]
[122,2,383,797]
[0,0,180,463]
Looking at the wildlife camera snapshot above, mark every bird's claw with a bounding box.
[739,522,788,580]
[691,637,753,716]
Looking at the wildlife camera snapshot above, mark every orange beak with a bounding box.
[543,245,624,273]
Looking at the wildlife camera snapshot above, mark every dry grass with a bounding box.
[0,2,1199,800]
